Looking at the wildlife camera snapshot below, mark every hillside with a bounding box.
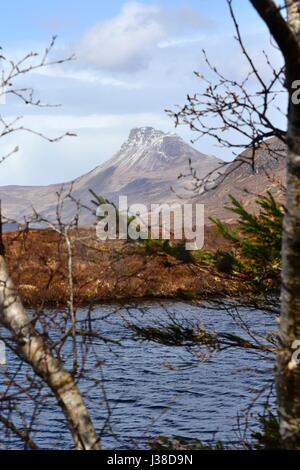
[200,137,286,223]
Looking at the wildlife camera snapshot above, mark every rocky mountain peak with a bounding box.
[128,127,164,141]
[112,126,196,173]
[124,127,177,151]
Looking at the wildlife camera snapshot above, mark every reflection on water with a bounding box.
[0,301,276,449]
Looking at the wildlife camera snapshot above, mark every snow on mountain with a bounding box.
[111,127,186,171]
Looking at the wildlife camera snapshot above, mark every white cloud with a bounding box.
[158,35,205,49]
[32,66,144,89]
[13,112,169,131]
[76,1,208,72]
[77,2,164,72]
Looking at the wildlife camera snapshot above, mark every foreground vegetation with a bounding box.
[3,226,235,308]
[3,192,282,308]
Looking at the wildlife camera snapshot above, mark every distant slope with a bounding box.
[200,137,286,223]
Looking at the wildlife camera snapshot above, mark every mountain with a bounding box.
[200,137,286,223]
[0,127,222,225]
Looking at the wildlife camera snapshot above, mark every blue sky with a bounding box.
[0,0,260,43]
[0,0,285,186]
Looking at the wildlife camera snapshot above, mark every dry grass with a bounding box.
[3,226,239,308]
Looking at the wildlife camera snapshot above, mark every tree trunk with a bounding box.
[249,0,300,450]
[277,0,300,450]
[0,255,100,450]
[277,99,300,449]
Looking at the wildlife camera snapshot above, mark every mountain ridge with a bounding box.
[0,127,222,224]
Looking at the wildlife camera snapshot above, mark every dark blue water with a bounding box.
[0,301,276,449]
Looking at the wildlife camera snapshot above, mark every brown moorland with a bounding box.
[4,226,239,308]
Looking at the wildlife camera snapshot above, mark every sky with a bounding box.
[0,0,285,186]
